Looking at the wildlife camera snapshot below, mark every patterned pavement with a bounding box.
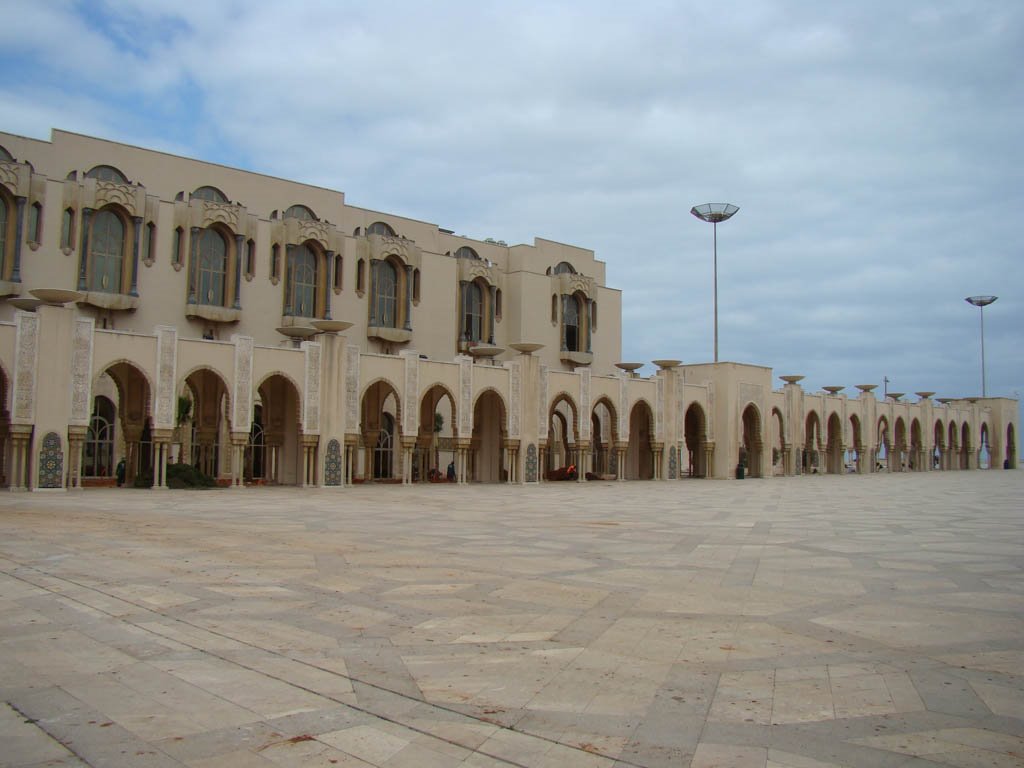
[1,471,1022,767]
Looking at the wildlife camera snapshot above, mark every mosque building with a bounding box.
[0,129,1016,490]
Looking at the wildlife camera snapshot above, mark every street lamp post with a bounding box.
[690,203,739,363]
[965,295,997,397]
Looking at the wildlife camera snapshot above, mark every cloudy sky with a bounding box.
[2,0,1021,401]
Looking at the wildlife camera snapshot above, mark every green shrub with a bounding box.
[166,462,218,489]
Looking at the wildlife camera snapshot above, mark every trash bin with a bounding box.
[735,463,745,480]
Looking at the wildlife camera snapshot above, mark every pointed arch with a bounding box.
[684,402,708,477]
[626,399,655,480]
[741,403,763,478]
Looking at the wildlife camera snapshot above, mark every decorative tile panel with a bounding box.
[324,439,342,486]
[38,431,63,489]
[525,443,538,482]
[668,445,678,479]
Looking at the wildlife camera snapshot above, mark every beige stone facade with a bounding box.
[0,129,1017,490]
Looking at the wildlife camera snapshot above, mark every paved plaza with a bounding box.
[1,472,1022,768]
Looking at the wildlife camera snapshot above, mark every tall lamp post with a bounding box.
[965,295,997,397]
[691,203,739,363]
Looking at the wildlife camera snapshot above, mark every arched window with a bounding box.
[367,221,396,236]
[197,228,227,306]
[172,227,184,267]
[61,208,75,250]
[0,145,12,161]
[89,209,125,292]
[463,281,484,342]
[245,239,255,278]
[455,246,480,260]
[374,413,395,478]
[85,165,129,184]
[192,186,228,203]
[245,404,265,481]
[495,288,502,320]
[84,396,116,477]
[373,259,398,327]
[553,261,576,275]
[333,253,343,291]
[551,294,558,324]
[28,202,41,243]
[285,204,318,221]
[286,243,318,317]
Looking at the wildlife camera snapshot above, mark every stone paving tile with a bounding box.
[1,471,1022,767]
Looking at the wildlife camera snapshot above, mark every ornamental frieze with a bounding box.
[368,233,422,268]
[94,180,140,214]
[557,272,595,298]
[459,258,498,285]
[298,217,329,246]
[0,161,21,194]
[200,201,241,229]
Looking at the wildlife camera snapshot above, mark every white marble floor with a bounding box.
[1,471,1021,767]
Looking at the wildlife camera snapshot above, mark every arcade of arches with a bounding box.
[1,307,1016,490]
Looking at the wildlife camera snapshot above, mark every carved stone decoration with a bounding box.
[303,341,321,434]
[459,258,497,285]
[655,375,665,441]
[0,161,19,193]
[324,438,342,486]
[69,317,95,425]
[153,325,178,429]
[525,443,538,482]
[299,218,330,247]
[345,344,360,432]
[38,431,64,489]
[368,233,422,267]
[201,201,240,228]
[402,351,419,436]
[13,312,39,424]
[458,355,473,437]
[538,365,549,439]
[577,367,591,440]
[95,181,136,213]
[232,335,254,432]
[558,272,596,299]
[508,360,521,439]
[668,445,678,479]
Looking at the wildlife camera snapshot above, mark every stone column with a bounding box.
[77,207,93,290]
[234,234,245,309]
[130,216,142,296]
[187,226,200,304]
[66,426,87,489]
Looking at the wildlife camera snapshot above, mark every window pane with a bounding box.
[288,244,317,317]
[198,228,227,305]
[89,210,124,292]
[374,260,397,327]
